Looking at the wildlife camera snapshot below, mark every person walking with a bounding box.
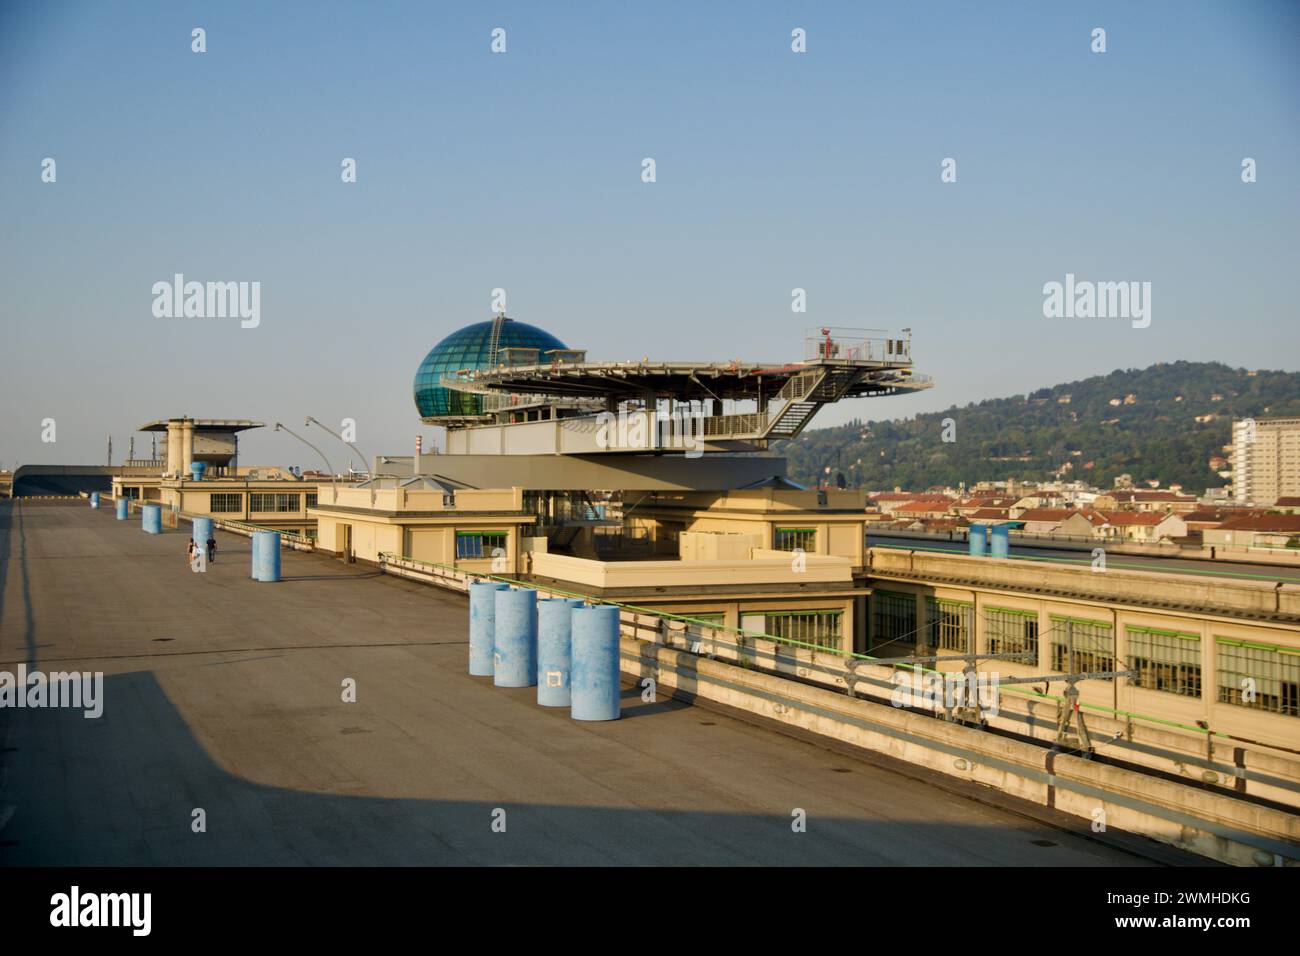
[206,535,217,564]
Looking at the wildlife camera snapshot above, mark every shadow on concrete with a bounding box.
[0,500,38,668]
[0,669,1142,867]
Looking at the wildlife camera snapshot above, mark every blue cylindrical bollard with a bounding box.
[469,582,509,676]
[968,522,986,557]
[190,462,206,480]
[192,517,213,554]
[493,588,538,688]
[115,498,129,520]
[571,604,621,721]
[90,492,100,509]
[252,531,281,582]
[990,524,1010,558]
[142,504,162,534]
[537,598,584,707]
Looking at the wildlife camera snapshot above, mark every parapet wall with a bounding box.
[868,547,1300,618]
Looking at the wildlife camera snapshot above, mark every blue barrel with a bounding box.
[115,498,129,520]
[968,522,986,557]
[90,492,100,509]
[192,517,214,553]
[493,588,538,688]
[537,598,584,707]
[190,462,206,480]
[469,582,508,676]
[251,530,281,582]
[990,524,1010,558]
[571,604,621,721]
[142,503,162,534]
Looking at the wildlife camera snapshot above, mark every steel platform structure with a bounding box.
[428,328,932,455]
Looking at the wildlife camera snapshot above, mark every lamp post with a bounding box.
[305,417,377,478]
[273,422,337,487]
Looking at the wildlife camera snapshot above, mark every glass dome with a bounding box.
[413,316,569,419]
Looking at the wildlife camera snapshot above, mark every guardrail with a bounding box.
[375,550,1300,813]
[115,498,314,550]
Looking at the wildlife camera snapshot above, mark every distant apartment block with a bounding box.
[1233,417,1300,506]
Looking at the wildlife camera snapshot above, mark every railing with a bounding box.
[117,499,313,550]
[804,328,912,364]
[372,549,1300,808]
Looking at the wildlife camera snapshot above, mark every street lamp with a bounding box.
[305,416,376,478]
[273,422,337,487]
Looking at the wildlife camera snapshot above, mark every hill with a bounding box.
[777,361,1300,492]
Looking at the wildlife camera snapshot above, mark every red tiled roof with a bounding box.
[1097,511,1170,526]
[893,500,953,514]
[1216,515,1300,532]
[1017,508,1075,522]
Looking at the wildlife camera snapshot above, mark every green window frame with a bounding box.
[925,597,973,652]
[985,607,1039,660]
[1049,615,1115,678]
[456,530,507,560]
[1126,627,1202,698]
[1216,638,1300,717]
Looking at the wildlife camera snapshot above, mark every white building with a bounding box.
[1233,417,1300,506]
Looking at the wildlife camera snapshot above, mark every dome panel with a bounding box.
[413,317,568,419]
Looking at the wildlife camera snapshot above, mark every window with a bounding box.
[1050,616,1114,677]
[754,610,842,649]
[305,493,318,510]
[872,591,916,652]
[925,597,973,652]
[1216,638,1300,717]
[986,607,1039,660]
[683,611,725,627]
[249,493,299,513]
[1127,627,1202,697]
[773,527,815,552]
[209,493,242,513]
[456,531,507,559]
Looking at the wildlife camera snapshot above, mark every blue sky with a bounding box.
[2,1,1297,468]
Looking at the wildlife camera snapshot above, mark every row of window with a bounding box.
[455,531,507,559]
[869,592,1299,716]
[209,492,313,514]
[744,610,842,649]
[772,527,816,552]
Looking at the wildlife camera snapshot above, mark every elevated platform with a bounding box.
[432,329,933,451]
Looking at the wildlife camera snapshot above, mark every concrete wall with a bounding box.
[626,638,1300,866]
[531,550,853,589]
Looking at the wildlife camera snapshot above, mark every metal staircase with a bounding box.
[763,366,864,440]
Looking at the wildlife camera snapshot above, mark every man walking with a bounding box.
[206,535,217,564]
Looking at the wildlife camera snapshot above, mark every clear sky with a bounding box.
[2,0,1297,469]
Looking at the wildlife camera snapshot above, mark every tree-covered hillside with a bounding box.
[778,362,1300,492]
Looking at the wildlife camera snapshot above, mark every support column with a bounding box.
[165,420,182,476]
[181,418,195,477]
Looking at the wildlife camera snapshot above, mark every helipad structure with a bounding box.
[421,318,932,454]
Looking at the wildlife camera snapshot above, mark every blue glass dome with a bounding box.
[413,316,568,419]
